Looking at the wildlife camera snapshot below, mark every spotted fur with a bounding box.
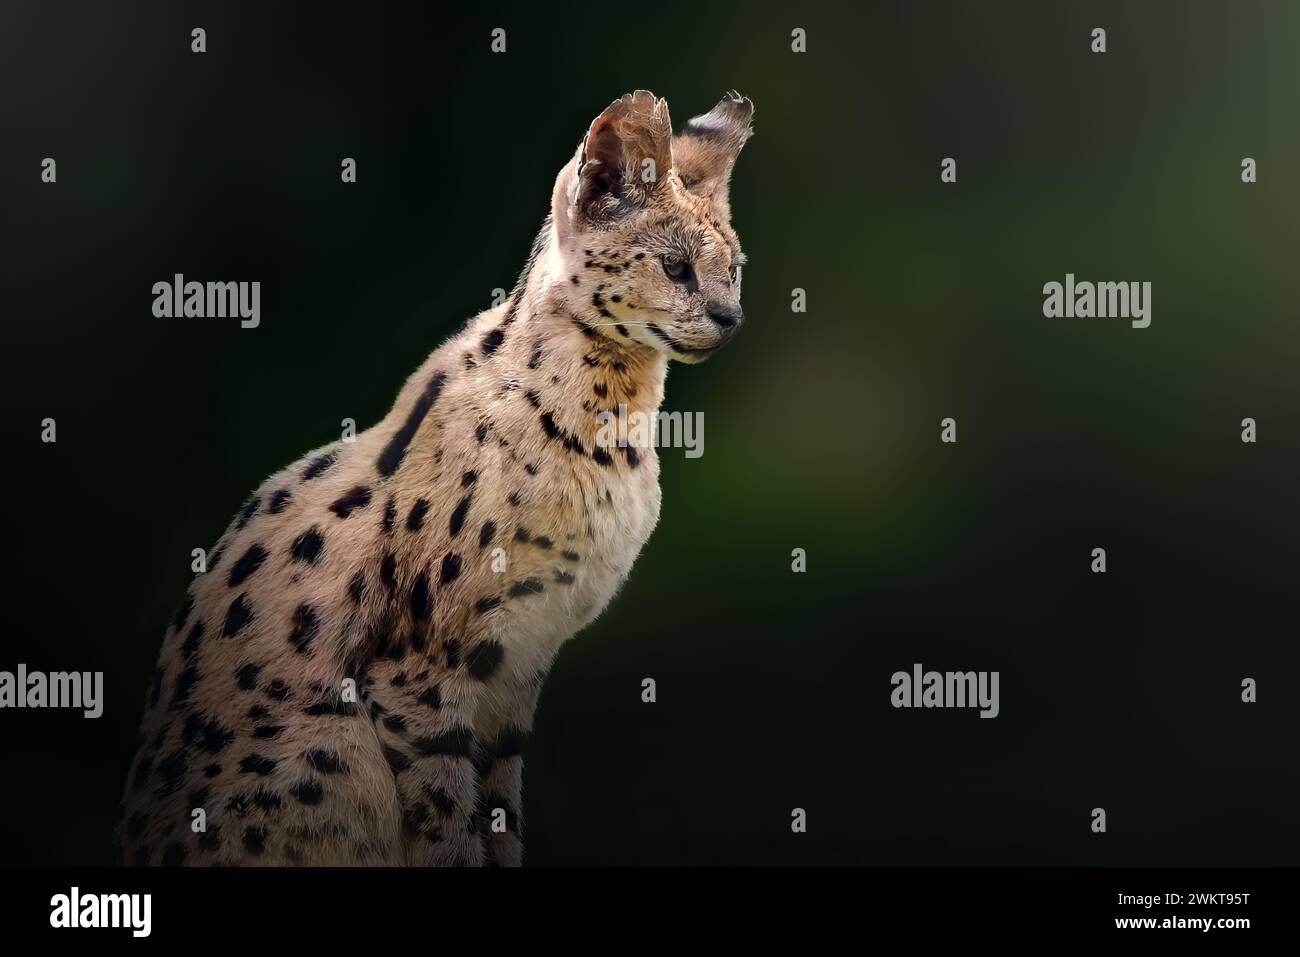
[115,90,753,867]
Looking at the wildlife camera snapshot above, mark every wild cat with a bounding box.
[116,90,753,866]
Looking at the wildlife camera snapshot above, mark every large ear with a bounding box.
[554,90,673,237]
[672,91,754,209]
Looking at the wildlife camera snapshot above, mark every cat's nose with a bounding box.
[707,303,744,331]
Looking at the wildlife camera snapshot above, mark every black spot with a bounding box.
[181,622,205,658]
[247,705,268,720]
[172,666,200,708]
[524,389,541,408]
[562,550,581,562]
[254,724,284,739]
[302,451,338,481]
[478,521,496,547]
[199,719,234,754]
[474,595,501,615]
[539,411,560,440]
[291,779,325,805]
[514,527,530,543]
[553,569,576,585]
[330,485,372,519]
[239,754,278,776]
[376,371,448,478]
[524,463,540,476]
[172,594,194,631]
[307,749,346,774]
[155,750,189,795]
[289,604,320,655]
[624,445,641,468]
[242,826,266,855]
[403,804,430,837]
[380,552,397,592]
[383,714,407,733]
[267,488,292,514]
[449,495,471,537]
[413,727,473,757]
[235,663,261,691]
[304,696,356,717]
[475,423,489,443]
[227,544,268,587]
[508,578,545,597]
[383,745,411,773]
[409,572,432,620]
[592,447,614,466]
[507,492,521,506]
[417,686,442,709]
[439,553,461,585]
[533,535,554,550]
[593,382,608,398]
[348,569,366,603]
[465,640,504,681]
[407,498,430,531]
[426,786,456,816]
[481,328,505,356]
[265,680,291,701]
[182,712,205,746]
[252,788,282,811]
[222,594,254,637]
[204,763,222,778]
[236,497,260,530]
[381,497,397,535]
[291,526,324,564]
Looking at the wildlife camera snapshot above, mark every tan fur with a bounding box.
[115,90,753,866]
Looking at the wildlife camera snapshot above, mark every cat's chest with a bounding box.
[498,451,662,670]
[581,455,662,599]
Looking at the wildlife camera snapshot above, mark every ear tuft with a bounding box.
[571,90,673,223]
[680,91,755,153]
[672,92,755,207]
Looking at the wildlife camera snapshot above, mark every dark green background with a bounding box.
[2,0,1296,865]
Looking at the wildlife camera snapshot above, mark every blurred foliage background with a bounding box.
[1,0,1296,864]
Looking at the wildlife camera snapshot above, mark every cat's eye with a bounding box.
[661,256,689,281]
